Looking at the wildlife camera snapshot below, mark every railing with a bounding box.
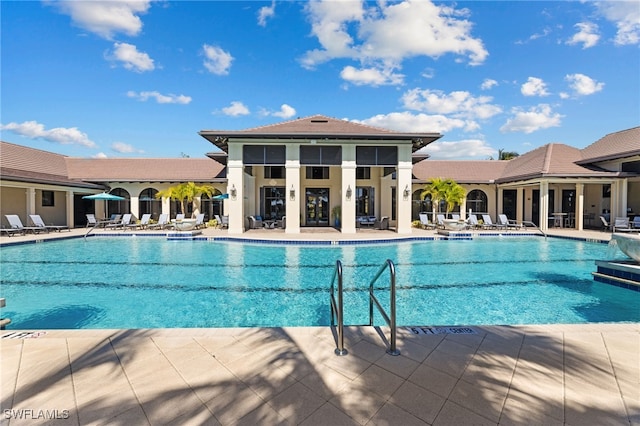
[369,259,400,356]
[330,260,348,356]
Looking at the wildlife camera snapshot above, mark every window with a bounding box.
[355,187,375,217]
[356,167,371,180]
[300,146,341,165]
[42,190,54,207]
[306,167,329,179]
[261,187,285,219]
[264,166,285,179]
[108,188,130,214]
[243,145,286,165]
[466,189,488,213]
[356,146,397,166]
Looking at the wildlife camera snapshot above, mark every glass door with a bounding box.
[305,188,329,226]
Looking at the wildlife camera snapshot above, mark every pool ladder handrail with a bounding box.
[330,260,348,356]
[369,259,401,356]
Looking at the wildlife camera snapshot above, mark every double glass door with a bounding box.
[305,188,329,226]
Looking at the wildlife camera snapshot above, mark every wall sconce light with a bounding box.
[403,184,410,199]
[230,184,237,200]
[289,185,295,200]
[346,185,352,200]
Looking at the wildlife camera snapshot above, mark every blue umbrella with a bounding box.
[82,192,126,201]
[212,193,229,200]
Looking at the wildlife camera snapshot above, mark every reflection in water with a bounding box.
[11,305,105,329]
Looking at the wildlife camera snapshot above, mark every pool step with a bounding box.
[0,298,11,329]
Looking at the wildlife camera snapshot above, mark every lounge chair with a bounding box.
[276,216,286,229]
[612,217,633,232]
[106,213,131,230]
[436,214,446,228]
[374,216,389,230]
[5,215,45,234]
[215,214,229,229]
[194,213,206,229]
[467,214,481,229]
[1,225,25,237]
[126,213,151,230]
[29,214,69,232]
[600,215,611,231]
[148,213,173,230]
[419,213,436,229]
[498,214,521,230]
[481,214,501,229]
[176,213,185,221]
[451,214,460,220]
[632,216,640,230]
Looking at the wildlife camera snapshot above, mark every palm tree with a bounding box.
[421,177,448,220]
[156,182,215,216]
[421,178,467,218]
[490,149,520,160]
[443,179,467,215]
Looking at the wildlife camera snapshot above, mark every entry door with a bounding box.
[305,188,329,226]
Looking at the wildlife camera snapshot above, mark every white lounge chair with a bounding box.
[436,214,446,228]
[481,214,501,229]
[5,214,45,234]
[498,214,520,230]
[613,217,633,232]
[467,214,481,229]
[126,213,151,230]
[600,215,611,231]
[194,213,206,229]
[148,213,173,230]
[419,213,436,229]
[106,213,131,230]
[29,214,69,232]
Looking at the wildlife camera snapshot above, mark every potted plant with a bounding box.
[332,205,341,228]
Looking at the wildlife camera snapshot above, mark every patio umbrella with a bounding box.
[212,193,229,199]
[82,192,126,217]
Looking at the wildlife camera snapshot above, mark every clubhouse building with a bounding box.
[1,115,639,233]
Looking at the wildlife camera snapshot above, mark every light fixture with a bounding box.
[403,184,410,199]
[289,185,295,200]
[230,184,237,200]
[346,185,352,200]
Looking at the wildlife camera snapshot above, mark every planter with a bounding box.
[442,219,468,231]
[174,219,197,231]
[611,233,640,263]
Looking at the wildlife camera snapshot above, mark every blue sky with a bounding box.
[1,0,639,160]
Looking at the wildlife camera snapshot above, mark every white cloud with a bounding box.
[202,44,233,75]
[93,152,108,159]
[107,42,154,72]
[595,1,640,46]
[565,73,605,96]
[521,77,549,97]
[271,104,297,119]
[48,0,151,39]
[500,104,563,134]
[1,120,97,148]
[567,22,600,48]
[257,1,276,27]
[480,79,497,90]
[401,88,502,120]
[111,142,144,154]
[301,0,487,85]
[354,111,471,134]
[420,139,496,160]
[222,101,250,117]
[340,65,404,86]
[127,91,191,104]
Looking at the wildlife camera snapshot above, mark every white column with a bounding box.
[516,187,524,222]
[130,196,140,218]
[341,145,357,234]
[396,145,413,234]
[576,183,584,230]
[26,187,36,217]
[285,145,301,234]
[497,187,504,218]
[227,161,244,234]
[66,190,74,228]
[540,181,549,231]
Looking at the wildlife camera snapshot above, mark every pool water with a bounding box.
[1,237,638,329]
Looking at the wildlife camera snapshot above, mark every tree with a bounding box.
[155,182,215,216]
[421,178,467,217]
[490,149,520,160]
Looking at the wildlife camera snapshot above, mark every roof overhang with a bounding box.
[199,131,442,153]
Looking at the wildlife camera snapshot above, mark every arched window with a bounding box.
[200,193,223,222]
[466,189,488,214]
[139,188,161,219]
[412,189,432,220]
[107,188,130,215]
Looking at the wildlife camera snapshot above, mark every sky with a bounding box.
[1,0,639,160]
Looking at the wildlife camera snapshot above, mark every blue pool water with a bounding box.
[0,237,638,329]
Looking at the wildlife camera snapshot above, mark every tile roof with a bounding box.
[412,160,508,183]
[0,141,101,188]
[65,158,225,182]
[578,126,640,164]
[199,114,442,152]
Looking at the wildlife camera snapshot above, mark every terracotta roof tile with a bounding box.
[413,160,507,183]
[65,158,225,182]
[578,126,640,164]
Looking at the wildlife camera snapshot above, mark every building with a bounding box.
[1,115,638,233]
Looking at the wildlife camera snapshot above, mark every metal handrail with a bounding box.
[369,259,400,356]
[330,260,347,356]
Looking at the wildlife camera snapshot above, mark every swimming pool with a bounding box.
[1,237,638,329]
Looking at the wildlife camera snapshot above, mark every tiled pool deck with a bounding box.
[1,227,639,425]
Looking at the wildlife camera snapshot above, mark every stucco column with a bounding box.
[285,145,301,234]
[130,196,140,218]
[497,187,504,218]
[516,187,524,222]
[396,147,413,234]
[26,188,36,218]
[341,145,357,234]
[539,181,549,231]
[66,190,74,228]
[226,161,244,234]
[576,183,584,230]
